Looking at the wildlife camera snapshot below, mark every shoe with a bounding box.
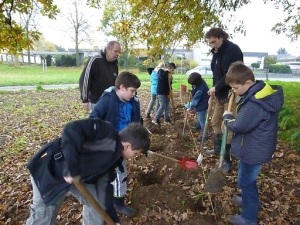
[204,133,222,156]
[220,160,233,173]
[115,205,137,217]
[228,215,257,225]
[113,197,137,218]
[164,118,172,124]
[231,195,242,207]
[146,113,151,119]
[152,119,160,125]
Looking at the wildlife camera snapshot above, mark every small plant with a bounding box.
[278,107,298,130]
[36,84,43,90]
[291,130,300,150]
[11,135,27,153]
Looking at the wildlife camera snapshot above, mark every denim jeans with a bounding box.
[238,161,262,222]
[197,109,207,132]
[146,94,159,115]
[154,95,170,120]
[26,174,117,225]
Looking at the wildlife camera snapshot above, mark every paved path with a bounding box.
[0,76,299,92]
[0,84,78,91]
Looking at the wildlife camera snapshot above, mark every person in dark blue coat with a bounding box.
[26,118,150,225]
[222,62,284,225]
[90,71,141,217]
[186,72,209,140]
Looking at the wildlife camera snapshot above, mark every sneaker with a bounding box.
[152,119,160,125]
[115,205,137,217]
[228,215,257,225]
[164,118,172,124]
[231,195,242,207]
[220,160,233,173]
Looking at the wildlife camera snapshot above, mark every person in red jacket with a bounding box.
[26,118,150,225]
[79,41,121,112]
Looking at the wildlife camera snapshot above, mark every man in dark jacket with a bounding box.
[26,118,150,225]
[205,27,243,171]
[79,41,121,112]
[223,62,283,225]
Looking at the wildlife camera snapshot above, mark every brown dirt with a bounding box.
[0,88,299,225]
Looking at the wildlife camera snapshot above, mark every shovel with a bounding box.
[196,96,214,164]
[148,150,198,170]
[73,177,116,225]
[204,91,235,193]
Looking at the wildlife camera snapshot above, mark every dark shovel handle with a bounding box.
[200,96,214,151]
[73,177,116,225]
[218,91,235,168]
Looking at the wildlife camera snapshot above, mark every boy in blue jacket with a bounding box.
[145,62,165,118]
[222,62,284,225]
[152,62,176,124]
[186,72,209,140]
[26,118,151,225]
[90,71,141,217]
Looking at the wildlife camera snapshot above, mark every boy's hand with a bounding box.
[223,111,233,117]
[64,176,74,184]
[187,108,196,114]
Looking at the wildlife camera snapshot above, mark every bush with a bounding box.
[268,64,292,74]
[251,63,260,69]
[55,54,77,67]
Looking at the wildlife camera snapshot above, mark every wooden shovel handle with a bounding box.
[148,150,179,163]
[227,90,235,112]
[73,177,116,225]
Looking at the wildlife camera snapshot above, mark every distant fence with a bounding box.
[0,53,42,64]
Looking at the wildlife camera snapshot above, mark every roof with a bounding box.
[243,52,268,57]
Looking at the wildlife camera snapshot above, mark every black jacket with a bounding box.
[210,40,243,101]
[27,118,123,205]
[156,69,171,95]
[79,51,118,104]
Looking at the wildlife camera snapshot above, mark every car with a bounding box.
[186,66,213,76]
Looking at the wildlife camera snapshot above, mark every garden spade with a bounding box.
[148,150,198,170]
[204,91,235,193]
[73,177,116,225]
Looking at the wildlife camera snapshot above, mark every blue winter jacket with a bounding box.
[90,87,141,129]
[189,81,209,112]
[223,80,284,165]
[150,69,159,94]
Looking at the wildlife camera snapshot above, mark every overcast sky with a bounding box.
[40,0,300,55]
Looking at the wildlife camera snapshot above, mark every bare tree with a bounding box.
[19,1,40,64]
[66,0,91,66]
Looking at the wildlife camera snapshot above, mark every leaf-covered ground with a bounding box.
[0,88,299,225]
